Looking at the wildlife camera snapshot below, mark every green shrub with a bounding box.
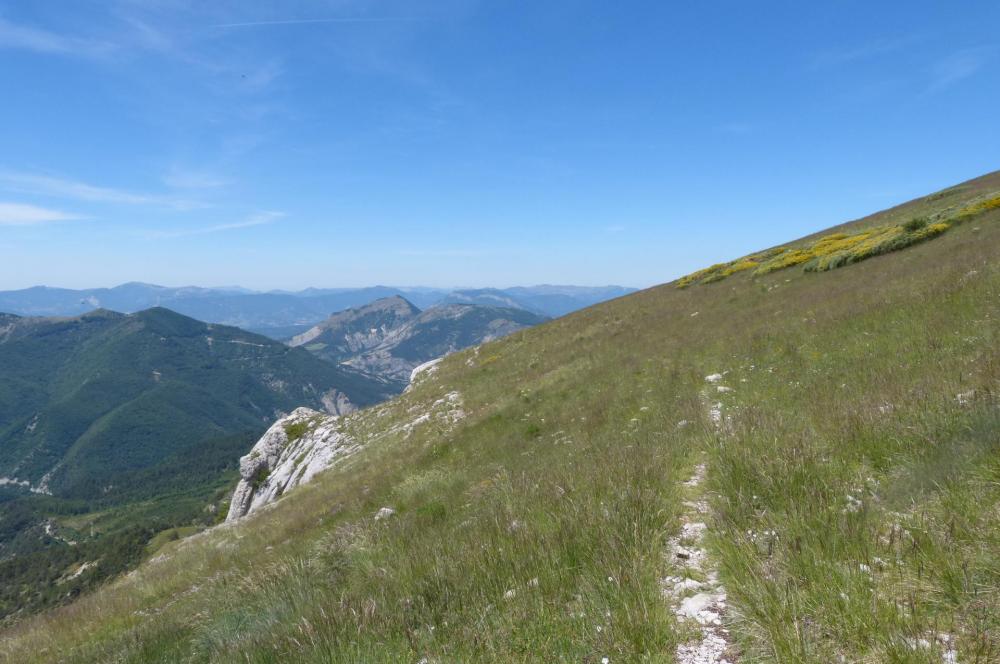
[283,420,313,443]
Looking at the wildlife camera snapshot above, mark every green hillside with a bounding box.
[2,172,999,662]
[0,307,393,622]
[0,307,391,497]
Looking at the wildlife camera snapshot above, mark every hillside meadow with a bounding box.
[2,172,999,662]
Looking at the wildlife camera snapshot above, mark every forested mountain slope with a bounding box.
[0,307,391,498]
[0,307,393,621]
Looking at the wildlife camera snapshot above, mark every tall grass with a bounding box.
[1,173,999,662]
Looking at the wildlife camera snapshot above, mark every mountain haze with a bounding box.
[0,285,635,338]
[290,296,548,389]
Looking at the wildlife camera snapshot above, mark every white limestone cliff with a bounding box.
[227,359,465,522]
[226,407,358,521]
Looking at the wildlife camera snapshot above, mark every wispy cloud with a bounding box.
[0,202,81,226]
[0,17,113,57]
[810,36,916,69]
[0,171,204,210]
[926,46,995,93]
[145,211,284,238]
[212,18,421,29]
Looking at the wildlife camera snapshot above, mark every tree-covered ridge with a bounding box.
[0,307,391,496]
[0,307,394,622]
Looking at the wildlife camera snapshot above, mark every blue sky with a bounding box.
[0,1,997,290]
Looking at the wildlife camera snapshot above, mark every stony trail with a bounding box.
[661,373,738,663]
[663,463,735,664]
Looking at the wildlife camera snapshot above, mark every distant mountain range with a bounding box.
[289,296,547,389]
[0,283,635,338]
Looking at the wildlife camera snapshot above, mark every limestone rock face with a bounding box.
[404,357,443,391]
[320,388,356,416]
[226,407,358,521]
[226,367,468,522]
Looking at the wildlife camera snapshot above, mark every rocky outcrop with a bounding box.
[320,388,356,416]
[226,408,358,521]
[408,357,443,385]
[227,380,468,521]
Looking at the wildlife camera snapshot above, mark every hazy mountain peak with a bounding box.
[290,298,547,389]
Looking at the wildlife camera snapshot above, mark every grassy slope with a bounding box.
[2,173,999,662]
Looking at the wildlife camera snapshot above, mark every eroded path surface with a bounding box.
[662,372,737,664]
[663,463,734,664]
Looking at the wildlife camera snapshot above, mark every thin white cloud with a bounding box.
[0,202,81,226]
[145,211,284,238]
[926,47,995,93]
[810,36,916,69]
[0,17,113,57]
[213,18,421,29]
[0,171,205,210]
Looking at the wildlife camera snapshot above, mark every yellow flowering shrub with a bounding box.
[676,193,1000,287]
[721,259,759,277]
[955,194,1000,221]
